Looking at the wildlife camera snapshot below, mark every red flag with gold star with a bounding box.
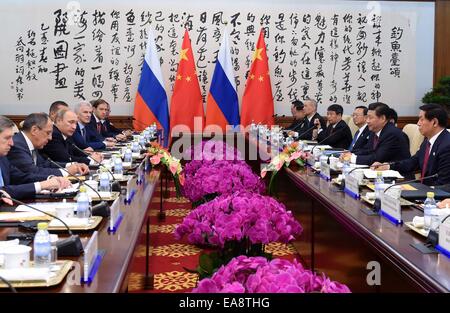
[169,29,204,137]
[240,29,274,128]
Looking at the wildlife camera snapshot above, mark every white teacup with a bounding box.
[0,245,31,269]
[55,202,75,219]
[84,180,98,191]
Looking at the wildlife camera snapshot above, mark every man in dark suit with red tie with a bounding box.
[372,104,450,187]
[341,102,410,165]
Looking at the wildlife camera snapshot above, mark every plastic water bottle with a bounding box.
[33,222,51,268]
[139,135,146,148]
[374,171,384,212]
[99,168,111,192]
[77,185,91,218]
[132,140,140,153]
[319,148,328,167]
[114,157,123,176]
[124,146,132,163]
[424,192,437,231]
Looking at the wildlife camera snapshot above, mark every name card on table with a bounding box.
[82,231,103,284]
[124,176,136,205]
[380,193,402,225]
[108,198,123,234]
[436,220,450,258]
[319,160,331,181]
[344,173,360,199]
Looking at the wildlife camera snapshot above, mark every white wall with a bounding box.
[0,0,434,116]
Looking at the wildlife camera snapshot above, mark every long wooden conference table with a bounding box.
[0,154,159,293]
[244,134,450,293]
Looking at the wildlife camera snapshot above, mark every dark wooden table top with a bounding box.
[285,167,450,292]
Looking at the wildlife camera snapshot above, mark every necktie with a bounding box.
[31,149,37,165]
[81,127,86,140]
[0,165,4,188]
[421,141,431,183]
[373,134,379,150]
[349,129,360,150]
[97,122,102,134]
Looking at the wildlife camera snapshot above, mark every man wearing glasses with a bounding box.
[348,106,370,153]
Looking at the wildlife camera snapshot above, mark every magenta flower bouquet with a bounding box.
[193,256,351,293]
[182,162,265,204]
[175,191,302,247]
[183,140,245,178]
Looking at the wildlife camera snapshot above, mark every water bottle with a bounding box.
[77,185,91,219]
[373,171,385,212]
[33,222,51,268]
[424,192,437,231]
[124,146,132,163]
[342,160,351,179]
[99,168,111,192]
[139,135,146,148]
[114,157,123,176]
[132,140,140,153]
[319,148,328,166]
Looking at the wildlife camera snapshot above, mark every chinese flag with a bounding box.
[169,29,204,137]
[240,29,274,128]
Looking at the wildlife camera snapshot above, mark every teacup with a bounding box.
[55,202,75,219]
[0,245,31,269]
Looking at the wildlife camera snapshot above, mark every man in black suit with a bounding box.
[341,102,410,165]
[48,100,68,122]
[40,108,103,165]
[314,104,352,149]
[300,98,326,140]
[348,106,370,153]
[8,113,89,178]
[285,100,308,137]
[0,116,68,201]
[372,104,450,187]
[90,99,127,142]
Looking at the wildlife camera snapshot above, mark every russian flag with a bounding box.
[205,28,240,132]
[133,29,170,147]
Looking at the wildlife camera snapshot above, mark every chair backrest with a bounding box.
[344,115,359,136]
[402,124,424,155]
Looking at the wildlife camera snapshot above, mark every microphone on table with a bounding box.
[0,193,83,257]
[131,117,149,130]
[41,154,110,218]
[371,173,439,213]
[71,143,121,193]
[0,275,17,293]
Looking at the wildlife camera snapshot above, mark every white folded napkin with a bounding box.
[365,192,376,200]
[0,267,50,282]
[412,216,424,228]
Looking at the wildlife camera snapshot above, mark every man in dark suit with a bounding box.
[73,101,115,151]
[48,100,68,122]
[315,104,352,149]
[8,113,88,178]
[372,104,450,187]
[284,100,308,138]
[40,108,103,165]
[90,99,127,141]
[341,102,410,165]
[348,106,371,153]
[0,116,68,201]
[300,98,326,140]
